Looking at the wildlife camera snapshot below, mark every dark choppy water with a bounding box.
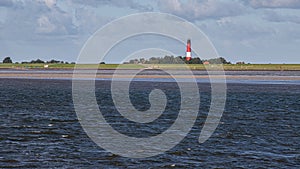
[0,76,300,168]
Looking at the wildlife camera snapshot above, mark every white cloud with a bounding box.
[0,0,152,38]
[37,15,56,33]
[44,0,56,8]
[158,0,247,21]
[0,0,13,7]
[263,10,300,24]
[74,7,113,35]
[0,0,299,63]
[71,0,153,11]
[249,0,300,8]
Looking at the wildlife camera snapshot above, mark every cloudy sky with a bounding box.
[0,0,300,63]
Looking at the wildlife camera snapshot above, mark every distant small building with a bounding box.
[203,61,210,65]
[236,61,245,64]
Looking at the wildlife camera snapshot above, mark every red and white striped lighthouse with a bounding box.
[186,39,191,61]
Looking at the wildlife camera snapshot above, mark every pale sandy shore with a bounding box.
[0,73,300,81]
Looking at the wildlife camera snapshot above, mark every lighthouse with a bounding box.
[186,39,191,61]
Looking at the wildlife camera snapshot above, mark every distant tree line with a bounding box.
[202,57,231,64]
[21,59,71,64]
[124,55,231,64]
[1,57,75,64]
[2,57,12,63]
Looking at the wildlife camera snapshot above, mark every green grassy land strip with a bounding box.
[222,64,300,71]
[0,63,299,71]
[143,64,300,70]
[0,63,146,69]
[143,64,205,70]
[0,63,46,69]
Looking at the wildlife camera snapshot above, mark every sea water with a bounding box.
[0,70,299,168]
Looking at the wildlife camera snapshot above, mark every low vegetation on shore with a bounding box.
[1,56,299,71]
[0,63,299,71]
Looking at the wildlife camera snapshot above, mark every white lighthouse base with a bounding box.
[186,52,191,61]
